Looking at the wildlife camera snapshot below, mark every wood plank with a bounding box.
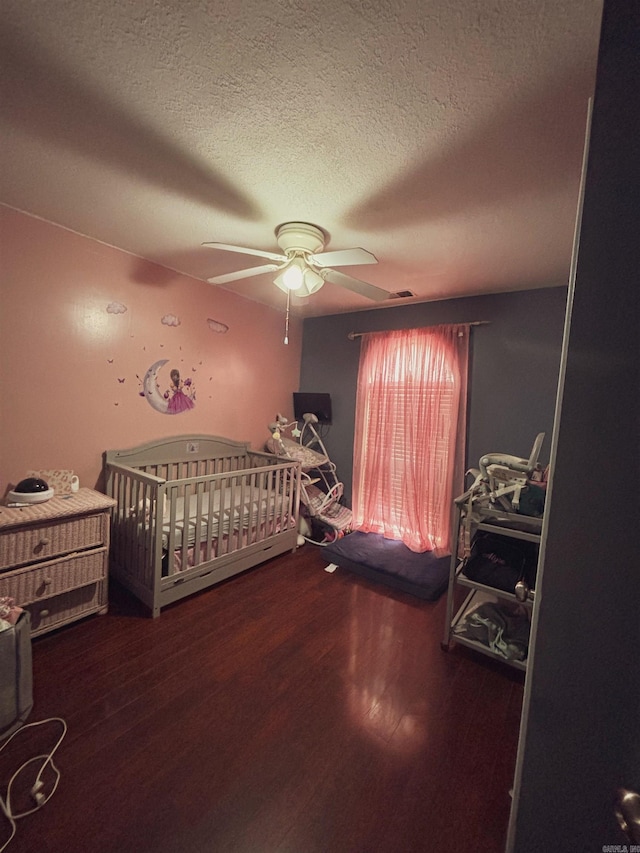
[6,545,523,853]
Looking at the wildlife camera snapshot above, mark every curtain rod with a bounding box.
[347,321,490,340]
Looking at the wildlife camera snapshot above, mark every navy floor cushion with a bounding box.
[323,531,450,601]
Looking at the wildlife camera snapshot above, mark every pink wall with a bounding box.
[0,206,302,494]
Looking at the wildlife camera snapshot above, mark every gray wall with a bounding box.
[299,286,567,506]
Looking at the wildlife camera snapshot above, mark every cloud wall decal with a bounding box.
[207,318,229,333]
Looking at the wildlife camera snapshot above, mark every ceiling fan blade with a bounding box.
[207,263,279,284]
[202,242,286,263]
[310,247,378,267]
[321,269,390,301]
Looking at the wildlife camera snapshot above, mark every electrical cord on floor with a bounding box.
[0,717,67,852]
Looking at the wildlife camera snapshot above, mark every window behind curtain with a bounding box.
[352,324,469,553]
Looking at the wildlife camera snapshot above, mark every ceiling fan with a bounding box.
[203,222,390,301]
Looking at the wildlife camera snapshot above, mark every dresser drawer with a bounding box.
[0,547,108,605]
[0,513,108,570]
[25,579,108,637]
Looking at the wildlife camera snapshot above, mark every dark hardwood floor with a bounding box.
[1,545,523,853]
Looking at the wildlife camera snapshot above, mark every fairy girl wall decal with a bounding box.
[140,359,196,414]
[166,368,195,414]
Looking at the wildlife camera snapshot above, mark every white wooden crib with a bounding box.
[104,435,301,617]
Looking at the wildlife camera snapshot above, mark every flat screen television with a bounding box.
[293,392,332,425]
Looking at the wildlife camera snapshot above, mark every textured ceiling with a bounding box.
[1,0,603,317]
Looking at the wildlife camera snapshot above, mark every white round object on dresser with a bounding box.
[7,487,55,504]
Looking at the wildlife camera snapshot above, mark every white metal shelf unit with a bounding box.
[441,502,542,671]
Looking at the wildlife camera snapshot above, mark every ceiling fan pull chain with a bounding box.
[284,289,291,345]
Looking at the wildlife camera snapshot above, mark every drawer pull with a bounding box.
[39,609,50,617]
[39,538,50,546]
[43,577,52,585]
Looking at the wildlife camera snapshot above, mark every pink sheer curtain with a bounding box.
[352,324,469,553]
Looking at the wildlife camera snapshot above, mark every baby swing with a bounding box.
[266,413,353,544]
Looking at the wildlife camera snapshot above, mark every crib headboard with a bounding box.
[105,434,252,469]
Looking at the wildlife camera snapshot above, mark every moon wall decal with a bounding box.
[143,358,170,413]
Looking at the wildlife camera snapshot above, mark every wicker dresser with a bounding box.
[0,488,116,636]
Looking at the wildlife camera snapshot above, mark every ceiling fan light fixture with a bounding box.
[274,261,325,297]
[274,257,305,291]
[302,267,324,295]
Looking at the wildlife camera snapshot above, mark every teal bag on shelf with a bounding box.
[517,481,547,518]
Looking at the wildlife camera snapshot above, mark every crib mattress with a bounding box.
[160,487,291,549]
